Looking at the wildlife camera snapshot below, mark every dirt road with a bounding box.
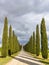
[5,50,44,65]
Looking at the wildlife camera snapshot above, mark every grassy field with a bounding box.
[0,47,19,65]
[28,50,49,65]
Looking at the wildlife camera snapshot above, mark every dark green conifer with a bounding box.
[32,32,36,54]
[36,24,40,56]
[2,17,8,57]
[41,18,48,59]
[8,25,12,55]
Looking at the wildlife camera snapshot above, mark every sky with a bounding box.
[0,0,49,47]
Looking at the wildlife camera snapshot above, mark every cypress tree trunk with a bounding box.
[36,24,40,56]
[2,17,8,57]
[41,18,48,59]
[32,32,36,54]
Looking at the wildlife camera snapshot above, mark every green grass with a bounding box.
[27,50,49,65]
[0,48,19,65]
[0,52,19,65]
[33,53,49,65]
[0,56,12,65]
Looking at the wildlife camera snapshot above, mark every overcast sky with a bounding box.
[0,0,49,47]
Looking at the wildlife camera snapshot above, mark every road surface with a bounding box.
[5,50,44,65]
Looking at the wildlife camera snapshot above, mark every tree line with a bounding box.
[1,17,21,57]
[24,18,48,59]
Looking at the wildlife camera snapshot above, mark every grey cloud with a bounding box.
[0,0,49,46]
[1,0,49,17]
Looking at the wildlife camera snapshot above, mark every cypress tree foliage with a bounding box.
[8,25,12,55]
[14,34,17,52]
[14,34,16,53]
[13,31,16,53]
[14,34,18,53]
[29,36,33,53]
[1,17,21,56]
[32,32,36,54]
[15,35,20,52]
[24,35,33,53]
[41,18,48,59]
[36,24,40,56]
[23,41,29,52]
[12,31,15,53]
[12,31,21,54]
[11,31,14,54]
[2,17,8,57]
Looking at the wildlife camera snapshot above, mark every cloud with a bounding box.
[0,0,49,47]
[0,0,49,17]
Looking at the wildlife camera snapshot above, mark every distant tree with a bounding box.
[15,35,20,52]
[29,36,33,53]
[12,31,20,53]
[32,32,36,54]
[36,24,40,56]
[24,35,33,53]
[41,18,48,59]
[2,17,8,57]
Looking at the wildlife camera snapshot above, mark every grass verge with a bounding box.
[0,51,19,65]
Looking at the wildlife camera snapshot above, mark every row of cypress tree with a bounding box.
[1,17,21,57]
[24,18,48,59]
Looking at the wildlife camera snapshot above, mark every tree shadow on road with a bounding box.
[10,56,39,65]
[19,56,40,62]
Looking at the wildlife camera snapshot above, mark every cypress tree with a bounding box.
[14,34,18,53]
[24,35,33,53]
[41,18,48,59]
[23,38,28,51]
[2,17,8,57]
[29,36,33,53]
[15,35,20,52]
[12,31,21,53]
[8,25,12,55]
[36,24,40,56]
[32,32,36,54]
[13,31,15,53]
[14,35,16,52]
